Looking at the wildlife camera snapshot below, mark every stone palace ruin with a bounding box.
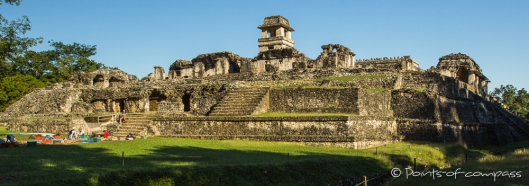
[1,15,527,148]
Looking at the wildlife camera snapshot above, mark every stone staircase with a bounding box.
[209,87,269,116]
[112,114,154,137]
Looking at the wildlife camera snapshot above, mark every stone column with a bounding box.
[467,74,476,86]
[276,27,285,37]
[153,66,166,81]
[286,31,291,39]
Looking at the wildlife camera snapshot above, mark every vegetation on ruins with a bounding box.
[272,84,346,90]
[0,1,113,111]
[366,88,387,92]
[314,74,387,81]
[492,84,529,122]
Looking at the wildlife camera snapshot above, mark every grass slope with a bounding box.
[1,126,528,185]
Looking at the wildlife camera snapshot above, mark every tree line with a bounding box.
[492,85,529,122]
[0,0,114,111]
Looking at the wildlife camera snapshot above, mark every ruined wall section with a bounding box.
[392,75,529,146]
[252,48,311,73]
[355,56,419,72]
[2,88,82,116]
[269,88,359,113]
[69,69,137,89]
[190,52,250,78]
[152,116,397,148]
[168,59,193,79]
[391,89,435,120]
[357,90,393,117]
[436,53,489,97]
[6,119,70,134]
[312,44,355,69]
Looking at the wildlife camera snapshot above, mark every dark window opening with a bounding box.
[183,94,191,111]
[93,74,105,87]
[456,67,469,83]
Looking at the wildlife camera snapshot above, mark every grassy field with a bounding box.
[389,142,529,186]
[1,126,528,185]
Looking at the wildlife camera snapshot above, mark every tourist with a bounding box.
[103,130,110,141]
[119,109,127,124]
[6,134,16,143]
[68,128,77,139]
[126,133,135,140]
[79,129,85,138]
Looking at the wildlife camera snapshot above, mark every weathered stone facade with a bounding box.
[1,15,527,148]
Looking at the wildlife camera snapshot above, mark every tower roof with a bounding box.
[257,15,294,31]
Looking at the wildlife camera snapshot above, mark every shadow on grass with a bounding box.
[0,142,390,186]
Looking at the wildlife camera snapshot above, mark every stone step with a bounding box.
[219,96,264,101]
[209,113,250,116]
[208,87,268,116]
[209,111,253,115]
[211,107,256,112]
[213,105,257,110]
[119,126,145,129]
[214,102,261,107]
[226,91,268,95]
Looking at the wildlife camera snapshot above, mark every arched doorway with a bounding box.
[456,67,469,83]
[149,90,167,111]
[93,75,105,88]
[109,77,122,87]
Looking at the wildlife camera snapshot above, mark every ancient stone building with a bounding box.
[1,15,527,148]
[313,44,356,69]
[436,53,489,96]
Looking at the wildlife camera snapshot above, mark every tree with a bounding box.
[0,0,112,110]
[0,15,43,79]
[492,84,529,122]
[0,74,45,111]
[0,0,21,6]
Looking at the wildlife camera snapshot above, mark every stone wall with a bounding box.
[358,90,393,117]
[195,90,228,116]
[396,119,515,147]
[152,116,397,144]
[398,71,438,89]
[328,77,396,89]
[391,89,435,119]
[269,88,359,113]
[157,102,184,113]
[2,88,82,116]
[6,119,70,134]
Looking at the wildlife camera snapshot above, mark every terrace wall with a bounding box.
[268,88,359,113]
[151,116,397,149]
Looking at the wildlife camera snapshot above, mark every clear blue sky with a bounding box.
[2,1,528,91]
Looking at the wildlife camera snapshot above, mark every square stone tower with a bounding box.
[257,15,295,52]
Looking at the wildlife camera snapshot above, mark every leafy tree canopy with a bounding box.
[0,74,45,111]
[492,84,529,122]
[0,0,115,111]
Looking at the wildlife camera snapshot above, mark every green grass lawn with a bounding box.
[388,142,529,186]
[1,126,529,185]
